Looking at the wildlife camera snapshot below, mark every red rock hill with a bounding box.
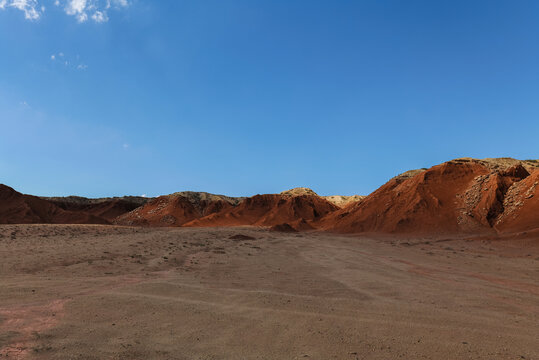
[318,158,539,235]
[184,189,338,230]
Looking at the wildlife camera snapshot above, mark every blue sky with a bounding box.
[1,0,538,198]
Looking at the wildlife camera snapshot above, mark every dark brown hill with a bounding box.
[0,184,108,224]
[43,196,149,222]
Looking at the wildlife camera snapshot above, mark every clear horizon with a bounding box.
[2,1,538,198]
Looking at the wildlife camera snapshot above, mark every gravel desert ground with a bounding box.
[1,225,538,359]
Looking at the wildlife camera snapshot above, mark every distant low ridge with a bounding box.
[280,187,319,197]
[168,191,244,206]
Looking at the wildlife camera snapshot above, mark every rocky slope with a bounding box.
[494,167,539,232]
[322,195,365,208]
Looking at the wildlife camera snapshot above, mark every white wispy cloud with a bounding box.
[0,0,129,22]
[62,0,128,23]
[65,0,87,22]
[0,0,43,20]
[91,9,106,22]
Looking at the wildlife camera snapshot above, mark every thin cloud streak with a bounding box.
[0,0,129,22]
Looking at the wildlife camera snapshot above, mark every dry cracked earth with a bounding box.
[0,225,538,359]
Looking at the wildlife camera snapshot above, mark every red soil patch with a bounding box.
[0,299,67,358]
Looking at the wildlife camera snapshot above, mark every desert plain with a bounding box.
[1,224,538,360]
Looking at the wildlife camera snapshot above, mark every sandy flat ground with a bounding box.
[0,225,538,360]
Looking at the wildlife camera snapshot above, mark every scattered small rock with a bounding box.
[229,234,256,241]
[270,223,297,233]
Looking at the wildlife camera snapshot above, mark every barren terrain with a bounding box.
[1,225,537,359]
